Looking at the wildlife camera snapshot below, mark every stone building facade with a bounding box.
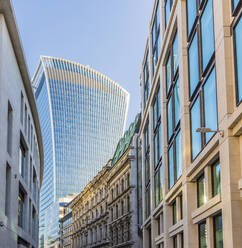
[0,1,44,247]
[139,0,242,247]
[59,210,72,248]
[70,115,142,248]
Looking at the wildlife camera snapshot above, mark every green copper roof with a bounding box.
[111,113,140,166]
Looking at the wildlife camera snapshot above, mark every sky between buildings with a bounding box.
[12,0,154,128]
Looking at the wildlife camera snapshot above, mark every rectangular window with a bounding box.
[155,165,163,207]
[18,186,25,228]
[214,214,223,248]
[152,1,160,72]
[153,88,162,167]
[144,52,150,109]
[173,235,178,248]
[165,0,173,28]
[186,0,197,37]
[145,122,150,186]
[199,221,207,248]
[27,115,30,143]
[32,207,36,239]
[172,200,177,224]
[212,161,221,196]
[233,16,242,104]
[7,102,13,155]
[30,125,33,151]
[145,185,151,219]
[197,173,206,207]
[19,141,27,181]
[5,163,11,216]
[190,68,218,160]
[20,92,24,124]
[24,105,27,134]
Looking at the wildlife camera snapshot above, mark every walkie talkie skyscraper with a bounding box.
[32,56,129,247]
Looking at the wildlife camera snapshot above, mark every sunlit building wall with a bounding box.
[32,56,129,247]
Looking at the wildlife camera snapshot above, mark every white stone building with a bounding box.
[0,1,44,247]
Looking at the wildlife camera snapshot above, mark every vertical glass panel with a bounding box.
[169,145,174,188]
[174,78,180,127]
[165,0,170,27]
[145,154,150,185]
[146,186,151,218]
[199,222,207,248]
[235,18,242,103]
[201,0,214,71]
[154,133,158,166]
[159,165,163,201]
[197,174,206,207]
[166,54,172,93]
[187,0,196,36]
[204,68,217,143]
[172,201,177,224]
[176,131,182,179]
[189,32,199,96]
[191,97,201,160]
[155,172,159,207]
[212,162,221,196]
[233,0,240,11]
[158,89,161,117]
[159,124,162,159]
[168,96,173,140]
[173,33,179,73]
[154,100,157,126]
[214,214,223,248]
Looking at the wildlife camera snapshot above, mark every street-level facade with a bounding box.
[70,115,142,248]
[0,1,44,247]
[140,0,242,247]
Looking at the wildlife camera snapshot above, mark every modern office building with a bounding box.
[70,114,142,248]
[0,0,44,247]
[139,0,242,247]
[32,56,129,247]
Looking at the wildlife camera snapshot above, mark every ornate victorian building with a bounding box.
[70,115,142,248]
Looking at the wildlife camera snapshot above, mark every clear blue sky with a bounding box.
[12,0,154,128]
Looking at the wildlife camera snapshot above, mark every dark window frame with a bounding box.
[231,0,242,16]
[144,52,150,109]
[189,64,218,161]
[197,172,205,207]
[152,1,161,74]
[213,213,223,248]
[212,160,221,197]
[232,12,242,106]
[198,220,207,248]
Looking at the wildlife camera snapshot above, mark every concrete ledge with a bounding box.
[168,220,184,237]
[192,194,221,224]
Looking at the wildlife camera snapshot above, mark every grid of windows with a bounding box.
[152,1,160,73]
[187,0,218,161]
[166,31,181,189]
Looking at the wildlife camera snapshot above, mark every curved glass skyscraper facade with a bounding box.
[32,56,129,247]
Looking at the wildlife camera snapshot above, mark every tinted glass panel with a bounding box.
[173,33,179,73]
[159,165,163,201]
[187,0,197,36]
[159,124,162,159]
[189,32,199,96]
[191,97,201,160]
[235,18,242,103]
[197,174,205,207]
[233,0,240,10]
[214,215,223,248]
[168,96,173,140]
[169,145,174,188]
[155,172,159,206]
[174,78,180,127]
[166,54,172,93]
[199,222,207,248]
[165,0,171,27]
[176,131,182,179]
[201,0,214,71]
[212,162,221,196]
[204,68,217,142]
